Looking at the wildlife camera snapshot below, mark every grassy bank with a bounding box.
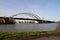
[0,30,60,39]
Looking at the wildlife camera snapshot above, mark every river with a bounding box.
[0,23,59,32]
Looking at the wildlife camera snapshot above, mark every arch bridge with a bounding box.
[10,13,42,23]
[0,13,55,24]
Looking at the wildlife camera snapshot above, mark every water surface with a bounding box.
[0,23,58,32]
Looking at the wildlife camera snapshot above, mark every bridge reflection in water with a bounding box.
[0,12,55,24]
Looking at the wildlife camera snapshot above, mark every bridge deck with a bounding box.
[0,17,55,23]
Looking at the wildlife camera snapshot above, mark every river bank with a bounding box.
[0,30,60,40]
[3,34,60,40]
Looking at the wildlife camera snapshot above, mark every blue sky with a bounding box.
[0,0,60,21]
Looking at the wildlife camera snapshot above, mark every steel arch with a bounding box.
[10,13,41,20]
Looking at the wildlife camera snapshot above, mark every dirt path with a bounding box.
[3,34,60,40]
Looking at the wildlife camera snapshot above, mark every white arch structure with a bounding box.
[10,13,41,20]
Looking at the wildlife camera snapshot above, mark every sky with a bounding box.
[0,0,60,21]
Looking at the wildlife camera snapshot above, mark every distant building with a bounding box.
[0,17,15,24]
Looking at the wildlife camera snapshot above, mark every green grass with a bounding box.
[0,30,60,39]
